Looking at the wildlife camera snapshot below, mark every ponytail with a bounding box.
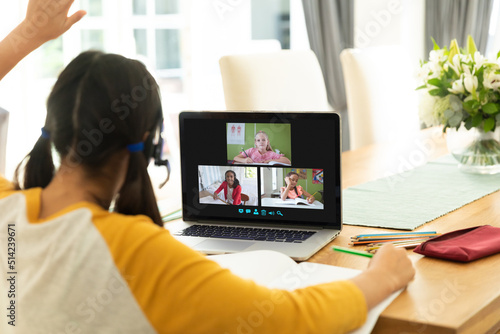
[114,153,163,227]
[14,135,55,190]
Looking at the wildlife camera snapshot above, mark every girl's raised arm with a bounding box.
[0,0,86,80]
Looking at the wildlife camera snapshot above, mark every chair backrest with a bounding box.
[340,46,420,150]
[0,107,9,175]
[240,193,249,205]
[219,50,331,111]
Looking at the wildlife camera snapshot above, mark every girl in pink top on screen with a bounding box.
[213,170,242,205]
[233,131,291,164]
[280,171,315,203]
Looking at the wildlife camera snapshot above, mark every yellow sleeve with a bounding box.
[95,215,367,334]
[0,174,15,199]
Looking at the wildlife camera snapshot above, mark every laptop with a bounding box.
[168,111,342,261]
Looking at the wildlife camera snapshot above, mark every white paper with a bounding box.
[208,250,402,334]
[227,123,245,145]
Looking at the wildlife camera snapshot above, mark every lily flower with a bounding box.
[449,75,466,94]
[483,69,500,90]
[429,49,446,63]
[448,54,462,75]
[462,66,478,94]
[473,51,487,70]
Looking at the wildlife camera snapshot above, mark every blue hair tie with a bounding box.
[127,142,144,153]
[41,127,50,139]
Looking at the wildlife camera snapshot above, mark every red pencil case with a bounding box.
[413,225,500,262]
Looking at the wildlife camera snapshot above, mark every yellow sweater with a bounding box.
[0,176,366,333]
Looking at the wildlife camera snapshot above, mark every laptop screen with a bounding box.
[179,111,341,229]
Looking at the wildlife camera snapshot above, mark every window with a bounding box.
[245,167,257,179]
[81,0,103,17]
[155,0,178,15]
[251,0,291,49]
[272,168,277,191]
[36,38,63,79]
[155,29,181,70]
[130,0,183,78]
[134,29,148,56]
[81,29,105,51]
[133,0,147,15]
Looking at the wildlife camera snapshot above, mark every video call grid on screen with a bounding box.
[180,112,341,228]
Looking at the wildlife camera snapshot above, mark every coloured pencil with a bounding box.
[350,236,438,246]
[352,231,438,238]
[332,246,373,258]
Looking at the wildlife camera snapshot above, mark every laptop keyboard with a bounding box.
[175,225,317,243]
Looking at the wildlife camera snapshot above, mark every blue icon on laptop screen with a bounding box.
[253,209,259,215]
[277,211,283,216]
[238,209,244,214]
[246,209,251,214]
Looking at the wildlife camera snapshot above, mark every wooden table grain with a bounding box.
[308,127,500,334]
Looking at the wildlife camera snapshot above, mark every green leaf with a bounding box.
[482,103,500,115]
[484,118,495,132]
[463,100,481,113]
[427,78,442,87]
[464,117,473,130]
[448,113,463,127]
[478,89,487,103]
[448,39,460,62]
[431,37,440,51]
[466,35,477,56]
[429,89,443,96]
[471,113,482,127]
[444,109,454,119]
[497,50,500,60]
[416,84,427,90]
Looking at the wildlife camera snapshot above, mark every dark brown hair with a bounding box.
[224,170,240,188]
[14,51,164,226]
[285,171,300,196]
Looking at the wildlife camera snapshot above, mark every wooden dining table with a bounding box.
[308,127,500,334]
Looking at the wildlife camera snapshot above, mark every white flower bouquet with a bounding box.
[417,36,500,172]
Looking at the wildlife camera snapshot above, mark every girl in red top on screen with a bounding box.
[281,171,316,204]
[213,170,242,205]
[233,131,291,165]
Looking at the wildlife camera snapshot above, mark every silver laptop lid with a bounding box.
[179,111,341,231]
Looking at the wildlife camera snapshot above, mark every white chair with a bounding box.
[219,50,331,111]
[340,46,420,150]
[0,107,9,175]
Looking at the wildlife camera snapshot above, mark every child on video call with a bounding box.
[213,170,242,205]
[281,171,316,204]
[233,130,291,164]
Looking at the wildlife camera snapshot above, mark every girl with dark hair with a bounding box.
[0,1,416,333]
[281,171,316,203]
[212,169,242,205]
[14,50,164,225]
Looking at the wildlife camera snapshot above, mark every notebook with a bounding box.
[168,111,342,261]
[207,250,402,334]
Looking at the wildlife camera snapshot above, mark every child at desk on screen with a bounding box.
[281,171,316,203]
[233,130,291,164]
[213,170,242,205]
[0,2,415,332]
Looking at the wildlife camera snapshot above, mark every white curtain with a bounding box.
[425,0,493,55]
[198,166,222,191]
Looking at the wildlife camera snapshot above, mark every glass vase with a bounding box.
[446,126,500,174]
